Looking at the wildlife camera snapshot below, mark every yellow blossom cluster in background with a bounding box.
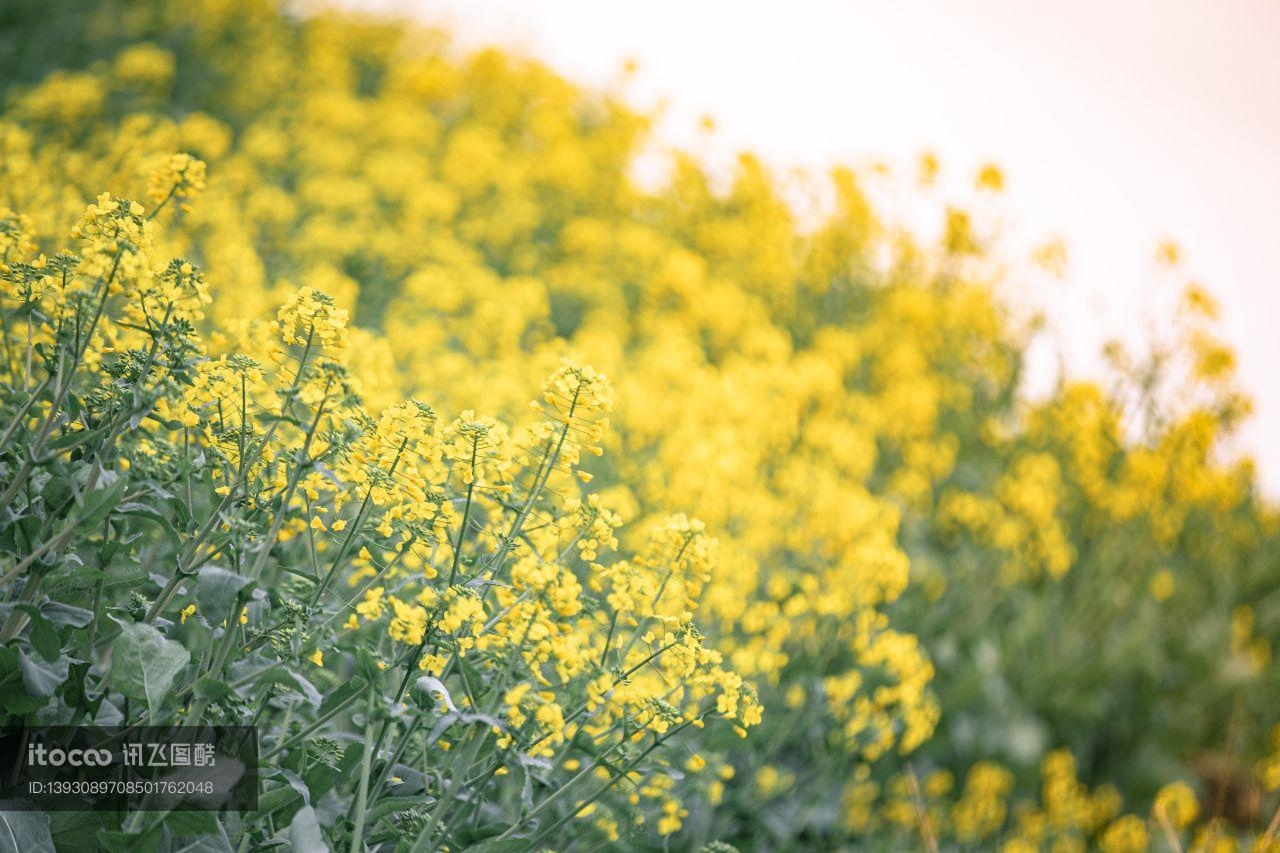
[3,0,1280,848]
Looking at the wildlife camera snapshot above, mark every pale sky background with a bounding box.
[357,0,1280,496]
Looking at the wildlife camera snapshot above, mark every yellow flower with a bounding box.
[1099,815,1148,853]
[1152,780,1198,830]
[147,153,206,209]
[356,587,385,621]
[387,596,428,645]
[1149,570,1176,602]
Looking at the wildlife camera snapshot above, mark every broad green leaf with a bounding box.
[318,675,367,718]
[172,822,234,853]
[0,811,55,853]
[286,669,323,707]
[338,742,364,778]
[271,767,313,803]
[256,784,303,817]
[164,811,220,838]
[40,475,72,513]
[25,609,61,661]
[193,675,233,700]
[40,600,92,628]
[63,660,94,711]
[287,805,327,853]
[0,646,46,714]
[95,824,165,853]
[48,811,102,853]
[257,667,322,708]
[18,647,69,699]
[109,620,190,718]
[105,552,147,589]
[75,471,127,530]
[196,565,250,626]
[49,426,101,451]
[118,500,182,547]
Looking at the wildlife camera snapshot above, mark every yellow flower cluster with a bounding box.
[1257,725,1280,792]
[147,152,206,210]
[0,7,940,797]
[951,762,1015,842]
[2,165,760,840]
[4,1,1279,845]
[837,749,1254,852]
[273,285,350,352]
[938,451,1075,582]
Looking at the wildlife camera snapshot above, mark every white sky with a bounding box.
[356,0,1280,496]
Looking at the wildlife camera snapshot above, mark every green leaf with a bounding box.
[16,516,43,553]
[356,644,383,682]
[0,647,46,714]
[286,669,323,707]
[47,811,103,853]
[76,470,127,530]
[163,810,220,838]
[172,823,233,853]
[0,811,55,853]
[414,676,459,712]
[255,784,303,817]
[258,667,322,708]
[271,767,313,805]
[18,647,70,699]
[105,552,147,589]
[366,795,437,825]
[118,500,182,547]
[281,564,319,582]
[64,660,94,711]
[109,620,190,718]
[95,824,165,853]
[40,474,71,511]
[193,675,233,700]
[40,600,93,627]
[288,805,327,853]
[26,609,61,661]
[318,675,367,718]
[172,822,233,853]
[196,565,250,626]
[338,742,364,778]
[49,427,100,451]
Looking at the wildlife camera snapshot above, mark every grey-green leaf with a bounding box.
[196,565,250,626]
[110,621,190,718]
[287,805,327,853]
[18,648,70,699]
[40,600,93,628]
[172,822,234,853]
[0,811,55,853]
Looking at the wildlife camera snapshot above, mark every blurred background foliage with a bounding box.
[3,0,1279,848]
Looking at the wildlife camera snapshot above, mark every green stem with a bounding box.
[348,686,379,853]
[448,438,480,585]
[311,436,409,607]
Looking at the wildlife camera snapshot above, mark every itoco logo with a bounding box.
[27,742,113,767]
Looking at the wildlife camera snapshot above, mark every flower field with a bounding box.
[1,0,1278,850]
